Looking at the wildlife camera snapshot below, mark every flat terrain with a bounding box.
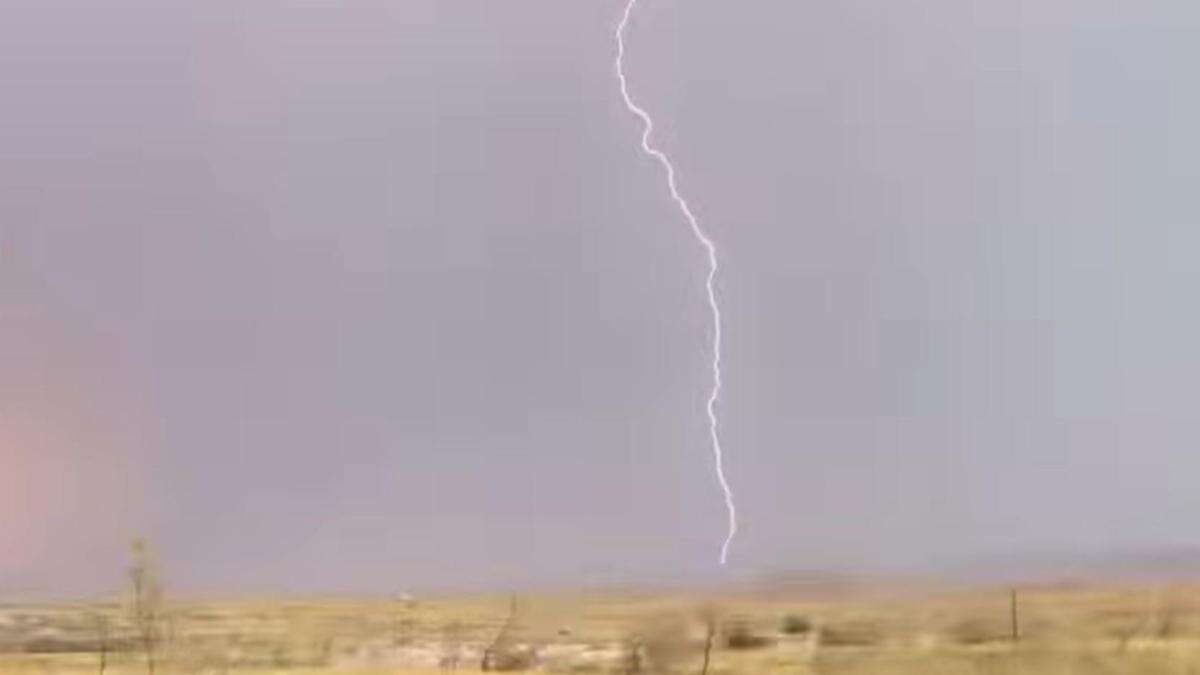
[6,582,1200,673]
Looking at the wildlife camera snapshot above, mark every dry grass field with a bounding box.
[6,583,1200,674]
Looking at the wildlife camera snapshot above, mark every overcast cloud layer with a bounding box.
[3,1,1200,595]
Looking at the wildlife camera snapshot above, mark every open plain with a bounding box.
[6,582,1200,674]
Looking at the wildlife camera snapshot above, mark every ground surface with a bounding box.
[5,583,1200,673]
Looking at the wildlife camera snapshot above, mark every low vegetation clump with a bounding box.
[780,613,813,635]
[723,621,774,650]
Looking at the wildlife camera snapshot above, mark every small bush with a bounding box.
[724,622,774,650]
[780,614,813,635]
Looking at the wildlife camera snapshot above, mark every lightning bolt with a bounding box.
[615,0,737,566]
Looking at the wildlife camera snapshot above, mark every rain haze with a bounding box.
[3,1,1200,596]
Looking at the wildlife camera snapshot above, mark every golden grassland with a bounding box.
[6,582,1200,673]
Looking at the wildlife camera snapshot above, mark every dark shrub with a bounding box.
[780,614,813,635]
[724,622,774,650]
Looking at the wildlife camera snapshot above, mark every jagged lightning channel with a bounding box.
[615,0,737,566]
